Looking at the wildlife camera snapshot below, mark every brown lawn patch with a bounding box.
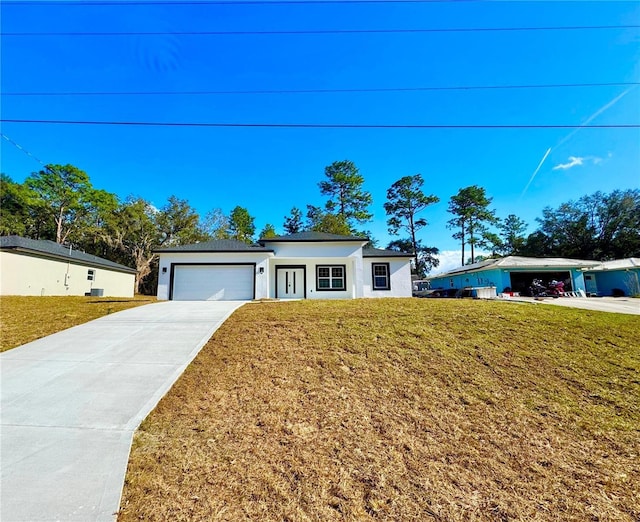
[119,299,640,521]
[0,295,155,351]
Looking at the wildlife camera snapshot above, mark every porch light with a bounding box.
[258,267,264,274]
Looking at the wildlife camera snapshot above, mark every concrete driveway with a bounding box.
[1,300,244,521]
[504,296,639,315]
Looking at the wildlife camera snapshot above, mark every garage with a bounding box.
[171,264,255,301]
[509,271,572,295]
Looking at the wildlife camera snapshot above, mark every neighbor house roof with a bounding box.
[0,235,137,274]
[155,239,274,253]
[430,255,601,278]
[584,258,640,271]
[259,231,368,243]
[362,248,415,258]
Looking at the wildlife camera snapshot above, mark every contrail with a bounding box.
[520,85,636,197]
[556,85,635,149]
[520,147,551,198]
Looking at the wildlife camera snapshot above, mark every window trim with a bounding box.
[371,262,391,290]
[316,264,346,292]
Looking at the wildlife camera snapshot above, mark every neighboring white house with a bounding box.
[155,232,414,301]
[0,235,136,297]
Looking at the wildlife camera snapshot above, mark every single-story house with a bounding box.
[155,232,414,301]
[582,258,640,297]
[0,235,136,297]
[427,256,602,297]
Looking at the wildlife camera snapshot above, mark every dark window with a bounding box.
[316,265,345,291]
[87,269,95,281]
[372,263,390,290]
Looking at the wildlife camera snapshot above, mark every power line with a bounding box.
[3,0,482,6]
[5,25,637,36]
[4,82,638,97]
[2,119,638,129]
[1,133,49,168]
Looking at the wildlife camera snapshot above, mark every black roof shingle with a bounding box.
[0,236,137,273]
[259,231,367,243]
[362,248,415,258]
[154,239,274,253]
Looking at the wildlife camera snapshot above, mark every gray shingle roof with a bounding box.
[260,231,368,243]
[0,235,137,273]
[363,248,415,258]
[155,239,274,253]
[432,255,601,277]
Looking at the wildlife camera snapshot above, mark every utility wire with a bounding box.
[1,133,49,168]
[5,25,637,36]
[3,0,483,6]
[2,119,638,129]
[4,82,639,97]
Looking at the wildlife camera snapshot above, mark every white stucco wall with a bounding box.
[156,251,272,300]
[156,243,413,301]
[270,257,360,299]
[266,241,367,299]
[362,258,413,298]
[0,251,135,297]
[269,242,363,259]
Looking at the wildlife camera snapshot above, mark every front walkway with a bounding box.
[1,301,244,521]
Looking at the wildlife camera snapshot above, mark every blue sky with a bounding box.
[1,0,639,273]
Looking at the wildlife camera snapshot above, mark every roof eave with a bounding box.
[154,248,275,254]
[259,238,368,244]
[2,246,138,274]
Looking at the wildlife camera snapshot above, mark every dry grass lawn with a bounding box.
[119,299,639,521]
[0,295,155,352]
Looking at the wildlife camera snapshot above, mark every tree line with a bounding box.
[1,162,638,293]
[445,185,640,266]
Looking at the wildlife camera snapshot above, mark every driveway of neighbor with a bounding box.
[505,296,639,315]
[1,300,245,522]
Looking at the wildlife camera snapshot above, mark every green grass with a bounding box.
[0,295,155,351]
[119,299,639,521]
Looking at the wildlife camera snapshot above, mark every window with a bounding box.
[372,263,390,290]
[316,265,345,291]
[87,269,95,281]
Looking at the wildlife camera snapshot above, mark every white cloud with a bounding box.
[553,156,584,170]
[428,250,489,276]
[552,155,604,171]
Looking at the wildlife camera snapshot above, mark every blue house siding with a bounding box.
[584,268,640,297]
[429,266,588,294]
[429,268,504,292]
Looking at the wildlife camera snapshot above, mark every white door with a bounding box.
[172,265,254,300]
[584,274,598,296]
[277,268,305,299]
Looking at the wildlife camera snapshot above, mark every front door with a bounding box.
[584,274,598,296]
[276,267,305,299]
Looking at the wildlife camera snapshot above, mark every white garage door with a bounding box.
[172,265,254,301]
